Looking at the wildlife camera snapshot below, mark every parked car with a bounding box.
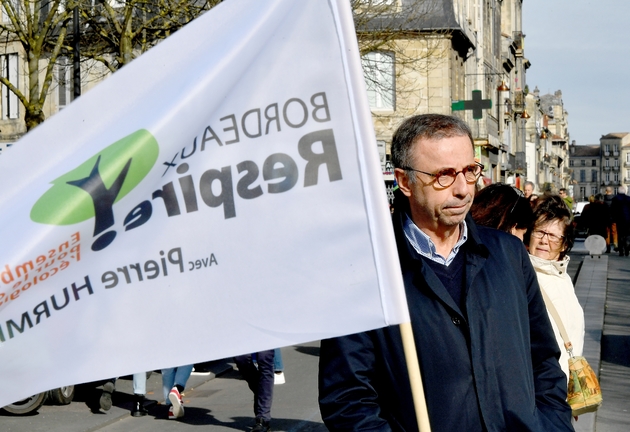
[1,386,75,415]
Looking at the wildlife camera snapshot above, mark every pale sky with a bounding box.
[522,0,630,146]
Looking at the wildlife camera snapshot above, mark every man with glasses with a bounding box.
[319,114,572,431]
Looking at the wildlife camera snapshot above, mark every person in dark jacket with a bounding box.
[611,185,630,256]
[580,193,609,239]
[318,114,573,432]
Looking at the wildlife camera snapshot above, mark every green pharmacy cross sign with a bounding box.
[452,90,492,119]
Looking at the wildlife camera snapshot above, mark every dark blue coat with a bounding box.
[318,206,573,431]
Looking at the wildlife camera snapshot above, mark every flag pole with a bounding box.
[400,321,432,432]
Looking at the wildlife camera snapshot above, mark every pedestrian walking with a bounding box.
[611,185,630,256]
[581,194,609,238]
[559,188,574,211]
[234,350,275,432]
[604,186,617,252]
[161,364,193,420]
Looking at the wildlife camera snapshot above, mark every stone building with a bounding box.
[568,143,601,202]
[357,0,531,197]
[568,133,630,201]
[523,88,571,194]
[599,133,630,194]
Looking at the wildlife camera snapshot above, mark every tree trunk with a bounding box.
[25,108,45,131]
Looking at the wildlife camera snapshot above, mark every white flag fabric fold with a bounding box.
[0,0,408,407]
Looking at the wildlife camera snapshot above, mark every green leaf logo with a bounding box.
[31,129,159,225]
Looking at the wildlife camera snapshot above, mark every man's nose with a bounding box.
[451,171,470,195]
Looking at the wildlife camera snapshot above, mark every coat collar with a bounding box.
[392,189,489,261]
[529,254,571,276]
[392,190,490,316]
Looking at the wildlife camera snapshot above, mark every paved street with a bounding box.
[0,341,326,432]
[1,239,628,432]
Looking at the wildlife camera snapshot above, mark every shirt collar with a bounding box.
[403,212,468,266]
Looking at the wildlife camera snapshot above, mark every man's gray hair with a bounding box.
[619,185,627,194]
[391,114,473,183]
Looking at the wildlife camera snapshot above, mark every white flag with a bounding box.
[0,0,408,407]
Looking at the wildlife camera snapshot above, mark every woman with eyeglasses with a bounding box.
[527,195,584,383]
[469,183,534,240]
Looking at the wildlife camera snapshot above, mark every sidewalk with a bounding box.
[569,241,630,432]
[596,253,630,431]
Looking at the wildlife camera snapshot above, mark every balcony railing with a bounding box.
[613,166,620,171]
[603,166,611,171]
[614,151,620,157]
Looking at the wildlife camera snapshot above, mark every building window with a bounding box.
[605,158,610,167]
[1,53,19,119]
[362,51,395,110]
[605,144,610,152]
[592,159,597,166]
[581,160,586,166]
[56,57,72,110]
[614,158,619,167]
[627,153,630,163]
[580,186,586,199]
[580,170,586,182]
[592,187,598,196]
[614,172,619,181]
[605,172,610,181]
[592,170,597,182]
[569,159,574,167]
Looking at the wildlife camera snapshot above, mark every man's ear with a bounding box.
[395,168,413,197]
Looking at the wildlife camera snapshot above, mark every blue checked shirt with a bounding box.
[402,213,468,266]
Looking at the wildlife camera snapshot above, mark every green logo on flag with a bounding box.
[31,129,159,250]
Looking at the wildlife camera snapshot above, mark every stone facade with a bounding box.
[568,144,601,202]
[568,133,630,201]
[523,88,571,195]
[358,0,535,195]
